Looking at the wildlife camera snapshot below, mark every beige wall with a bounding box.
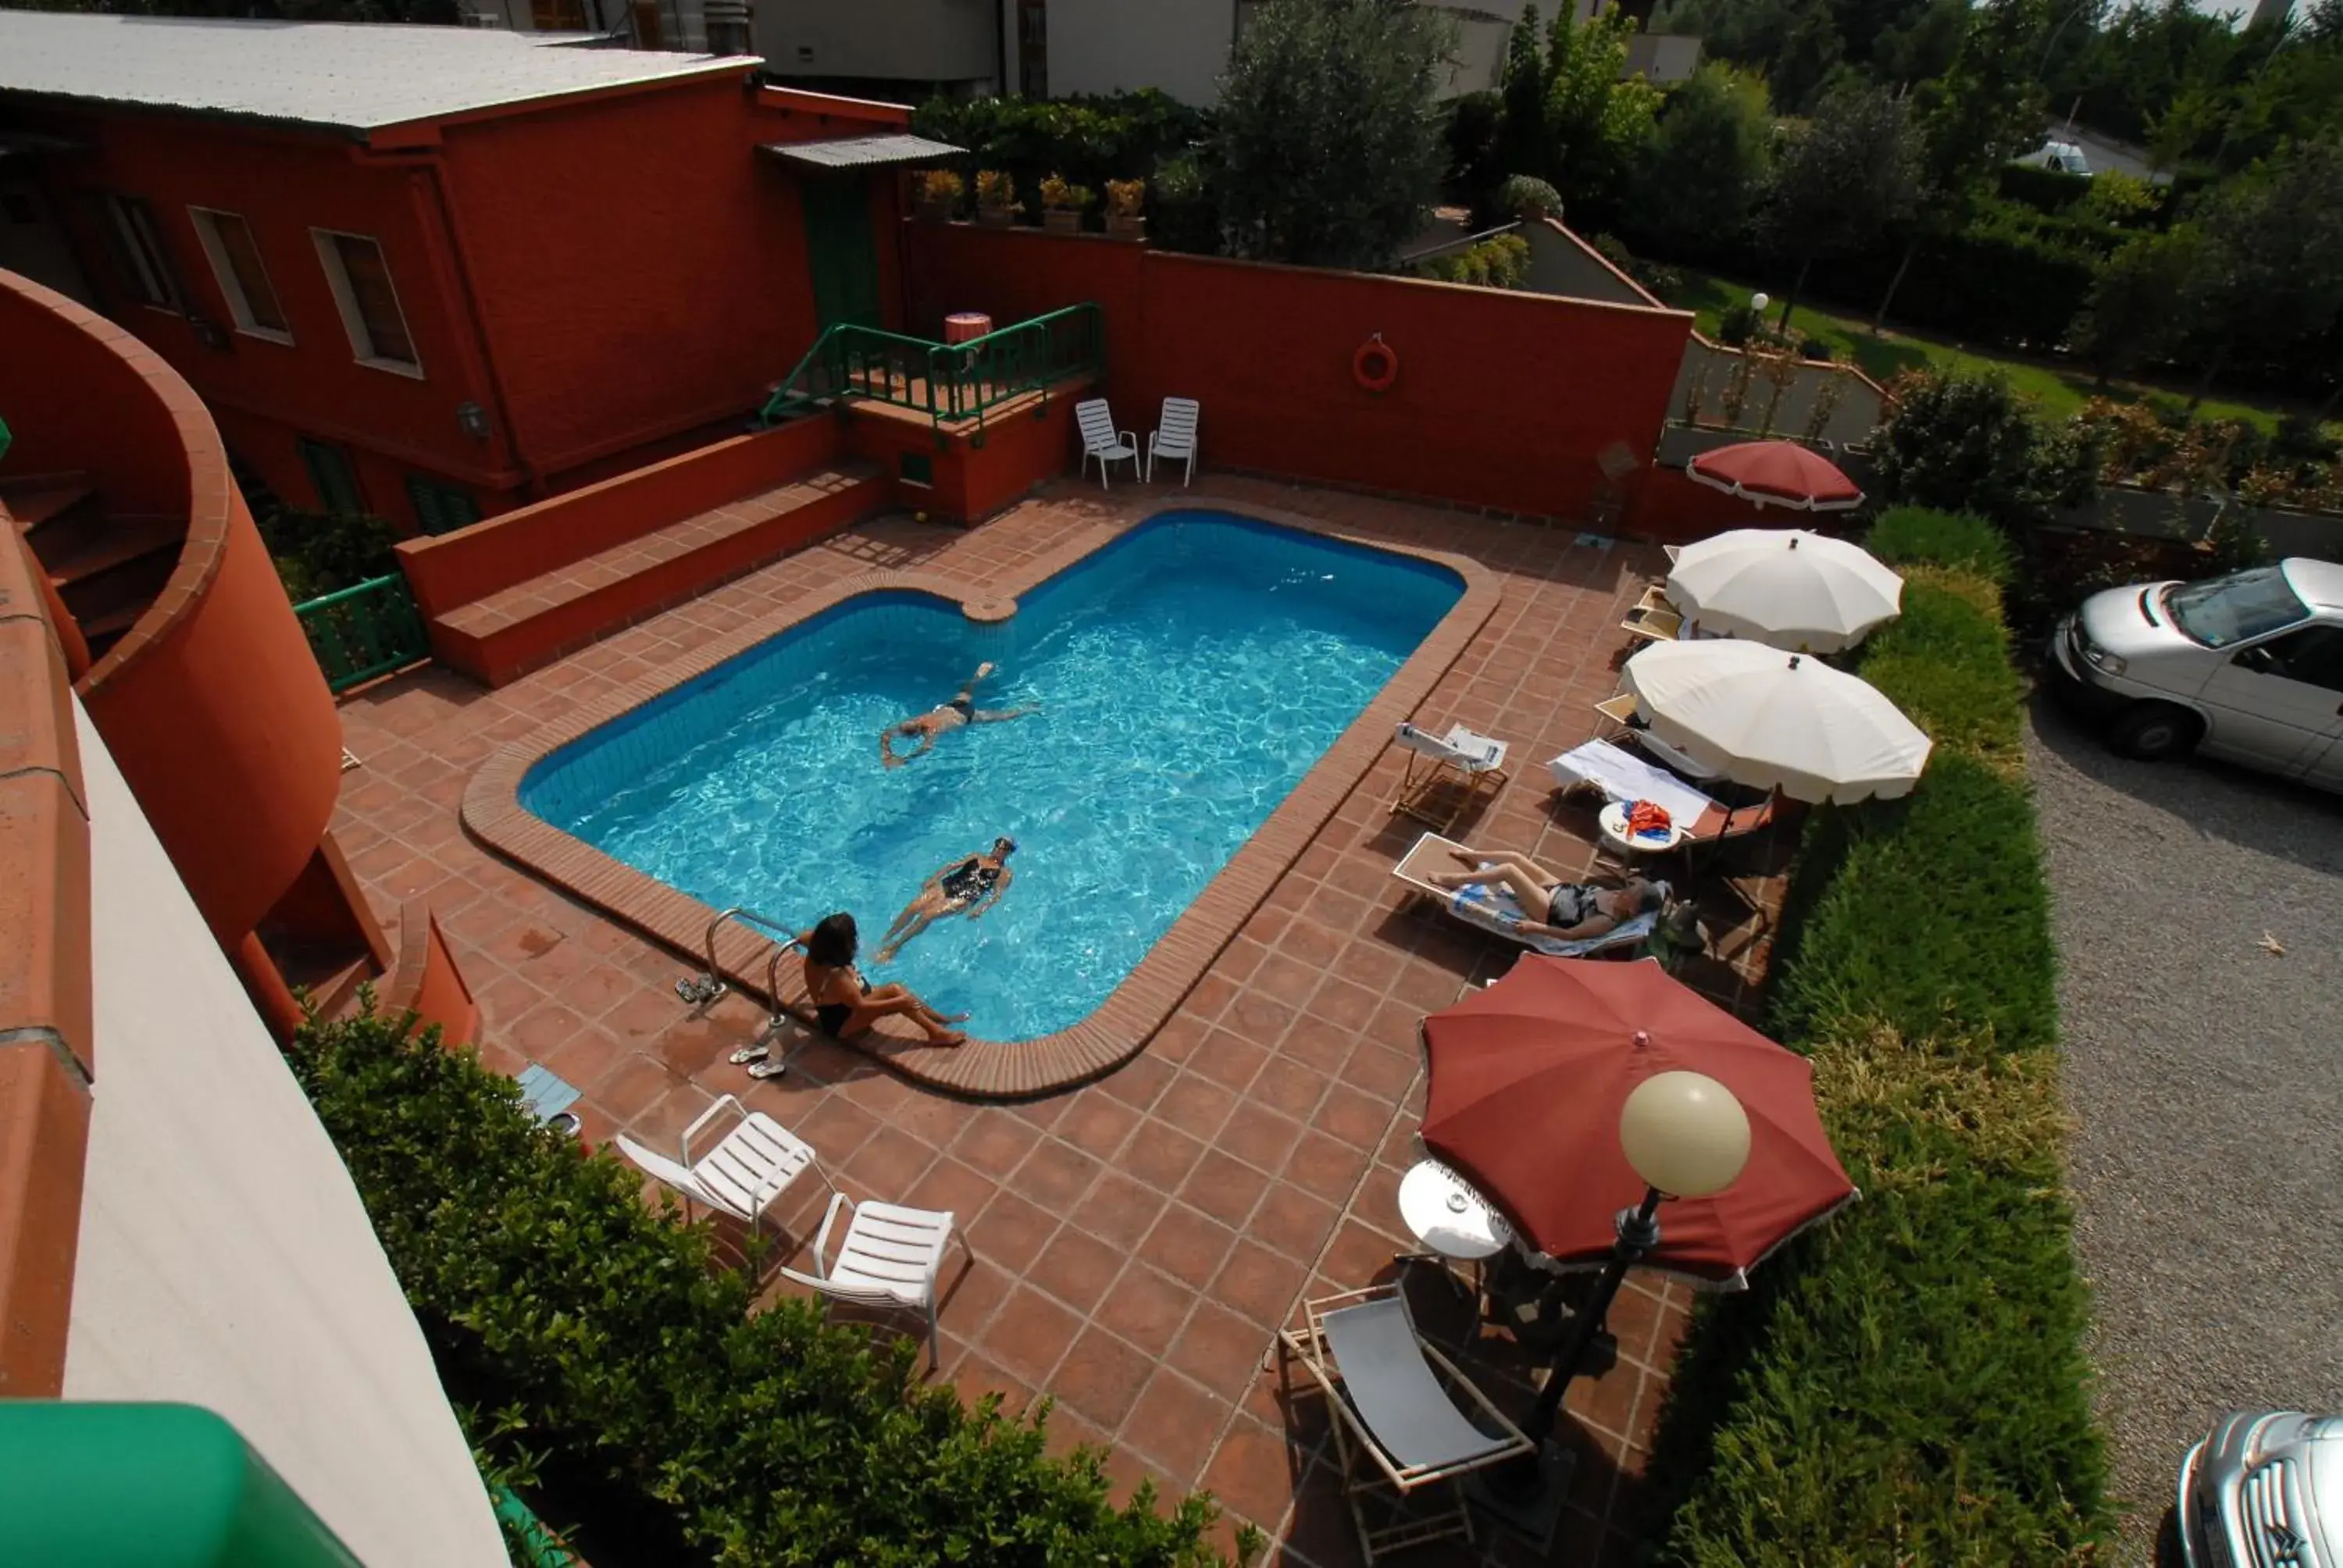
[1670,337,1886,447]
[758,0,997,84]
[1521,219,1655,308]
[61,700,506,1568]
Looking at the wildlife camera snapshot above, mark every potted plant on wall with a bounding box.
[915,169,963,223]
[1039,173,1091,235]
[1104,178,1147,241]
[975,170,1016,229]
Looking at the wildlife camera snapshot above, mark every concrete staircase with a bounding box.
[403,444,885,687]
[4,470,187,661]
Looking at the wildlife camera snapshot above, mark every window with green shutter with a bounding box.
[297,438,364,515]
[405,474,481,536]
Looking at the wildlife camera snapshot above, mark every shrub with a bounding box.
[1496,173,1562,221]
[1649,514,2108,1565]
[1106,177,1147,217]
[1589,233,1685,300]
[1147,151,1221,254]
[1714,300,1759,346]
[975,169,1015,209]
[1864,505,2013,585]
[1421,233,1530,290]
[1796,333,1832,362]
[1443,88,1506,201]
[913,91,1206,214]
[289,1004,1234,1567]
[1873,369,2095,531]
[255,505,399,603]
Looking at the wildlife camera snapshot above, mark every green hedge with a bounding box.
[290,1006,1230,1567]
[1650,510,2109,1565]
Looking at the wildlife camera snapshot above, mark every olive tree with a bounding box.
[1212,0,1456,270]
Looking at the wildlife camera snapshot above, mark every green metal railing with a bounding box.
[758,303,1104,439]
[294,572,430,693]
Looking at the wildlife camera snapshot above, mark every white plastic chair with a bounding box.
[1075,397,1139,490]
[779,1192,971,1369]
[614,1094,828,1243]
[1388,720,1510,832]
[1147,396,1200,484]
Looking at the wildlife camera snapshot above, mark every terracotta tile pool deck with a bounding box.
[330,476,1789,1566]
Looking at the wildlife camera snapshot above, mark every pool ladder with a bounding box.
[675,906,802,1037]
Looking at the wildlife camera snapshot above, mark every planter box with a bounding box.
[1106,214,1147,242]
[976,207,1015,230]
[914,200,954,224]
[1042,209,1082,235]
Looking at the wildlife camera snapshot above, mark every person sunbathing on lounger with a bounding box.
[876,837,1017,962]
[1424,846,1667,940]
[880,661,1036,768]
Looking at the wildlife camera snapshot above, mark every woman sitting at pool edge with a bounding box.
[877,837,1017,962]
[1423,846,1668,940]
[801,912,967,1051]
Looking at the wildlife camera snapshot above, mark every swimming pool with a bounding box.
[520,511,1464,1042]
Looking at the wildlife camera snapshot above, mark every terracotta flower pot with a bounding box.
[1043,209,1082,235]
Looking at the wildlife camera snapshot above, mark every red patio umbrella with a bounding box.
[1686,440,1864,512]
[1419,957,1856,1288]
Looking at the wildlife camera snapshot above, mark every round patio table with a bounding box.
[943,312,993,344]
[1599,799,1686,857]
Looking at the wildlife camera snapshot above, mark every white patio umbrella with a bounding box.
[1666,529,1904,654]
[1622,640,1933,803]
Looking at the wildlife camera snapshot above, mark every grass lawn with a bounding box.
[1659,266,2294,431]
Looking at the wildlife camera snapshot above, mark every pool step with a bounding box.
[427,461,885,686]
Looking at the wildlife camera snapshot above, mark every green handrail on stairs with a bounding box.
[292,572,430,693]
[757,303,1104,439]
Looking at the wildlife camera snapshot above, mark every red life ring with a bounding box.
[1353,337,1398,393]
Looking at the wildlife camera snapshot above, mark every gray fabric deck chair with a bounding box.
[1278,1285,1535,1563]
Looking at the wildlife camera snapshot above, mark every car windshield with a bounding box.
[2163,567,2312,649]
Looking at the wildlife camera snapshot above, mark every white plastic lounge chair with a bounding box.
[779,1192,971,1370]
[1075,397,1139,490]
[1622,605,1683,643]
[1393,832,1660,958]
[1278,1285,1534,1563]
[1389,721,1510,832]
[614,1094,829,1242]
[1147,396,1200,484]
[1549,738,1729,825]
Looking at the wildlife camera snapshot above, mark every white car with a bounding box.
[2178,1410,2343,1567]
[2018,138,2095,177]
[2047,558,2343,793]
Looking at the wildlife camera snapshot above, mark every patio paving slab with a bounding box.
[331,474,1785,1565]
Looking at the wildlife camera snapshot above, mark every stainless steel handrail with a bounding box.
[676,905,800,1014]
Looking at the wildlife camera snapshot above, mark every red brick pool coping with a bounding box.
[462,499,1500,1098]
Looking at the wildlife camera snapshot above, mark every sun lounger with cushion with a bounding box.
[1393,832,1659,958]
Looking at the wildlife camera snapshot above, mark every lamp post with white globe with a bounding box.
[1486,1070,1753,1505]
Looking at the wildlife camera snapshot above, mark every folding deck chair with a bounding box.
[1278,1285,1535,1563]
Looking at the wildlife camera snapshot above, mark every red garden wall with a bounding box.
[903,223,1693,524]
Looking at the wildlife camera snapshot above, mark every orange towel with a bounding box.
[1627,800,1674,837]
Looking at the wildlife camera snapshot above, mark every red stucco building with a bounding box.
[0,13,939,537]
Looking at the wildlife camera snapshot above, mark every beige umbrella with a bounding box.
[1666,528,1903,653]
[1622,640,1931,803]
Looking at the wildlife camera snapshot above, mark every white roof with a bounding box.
[2281,557,2343,613]
[0,12,758,134]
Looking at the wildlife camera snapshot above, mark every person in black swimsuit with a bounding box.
[798,912,967,1049]
[879,661,1036,768]
[876,838,1018,961]
[1423,845,1667,941]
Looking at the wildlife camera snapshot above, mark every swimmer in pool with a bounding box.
[876,837,1017,962]
[879,661,1036,768]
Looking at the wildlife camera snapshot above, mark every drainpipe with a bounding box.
[372,151,539,498]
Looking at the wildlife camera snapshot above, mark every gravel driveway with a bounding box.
[2026,697,2343,1563]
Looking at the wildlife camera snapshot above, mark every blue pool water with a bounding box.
[522,511,1464,1041]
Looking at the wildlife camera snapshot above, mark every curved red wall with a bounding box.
[0,269,344,946]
